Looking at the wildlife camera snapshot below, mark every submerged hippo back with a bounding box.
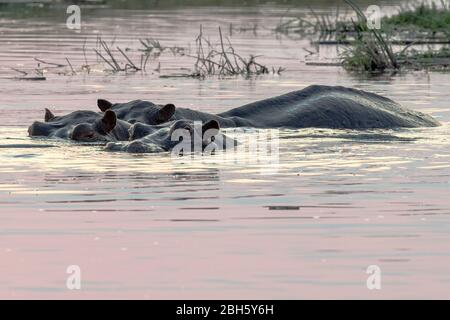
[219,85,440,129]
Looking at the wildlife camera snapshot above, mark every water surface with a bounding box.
[1,2,450,299]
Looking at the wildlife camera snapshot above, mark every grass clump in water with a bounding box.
[341,1,450,73]
[340,0,398,72]
[189,26,283,78]
[383,1,450,35]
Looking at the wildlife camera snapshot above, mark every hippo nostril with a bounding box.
[128,119,137,124]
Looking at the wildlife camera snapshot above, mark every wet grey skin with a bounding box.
[98,85,440,129]
[106,119,238,154]
[97,99,176,125]
[28,109,131,142]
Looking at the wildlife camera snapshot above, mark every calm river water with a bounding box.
[0,1,449,299]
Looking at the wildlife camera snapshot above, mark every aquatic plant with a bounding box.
[93,37,147,72]
[190,26,283,78]
[340,0,398,72]
[340,1,450,72]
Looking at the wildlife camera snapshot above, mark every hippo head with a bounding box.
[128,121,162,140]
[28,109,121,142]
[98,99,176,125]
[106,119,237,154]
[69,111,117,142]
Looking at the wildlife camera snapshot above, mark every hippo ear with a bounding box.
[101,110,117,132]
[157,104,176,123]
[202,120,220,136]
[45,108,55,122]
[98,99,113,112]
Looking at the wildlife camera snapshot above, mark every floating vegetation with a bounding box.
[10,27,283,79]
[9,66,46,81]
[9,36,164,78]
[397,46,450,71]
[189,26,283,78]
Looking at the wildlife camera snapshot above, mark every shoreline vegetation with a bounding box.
[276,0,450,73]
[4,0,450,79]
[277,1,450,40]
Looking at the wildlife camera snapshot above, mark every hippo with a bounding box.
[97,85,440,129]
[28,109,131,142]
[106,119,238,154]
